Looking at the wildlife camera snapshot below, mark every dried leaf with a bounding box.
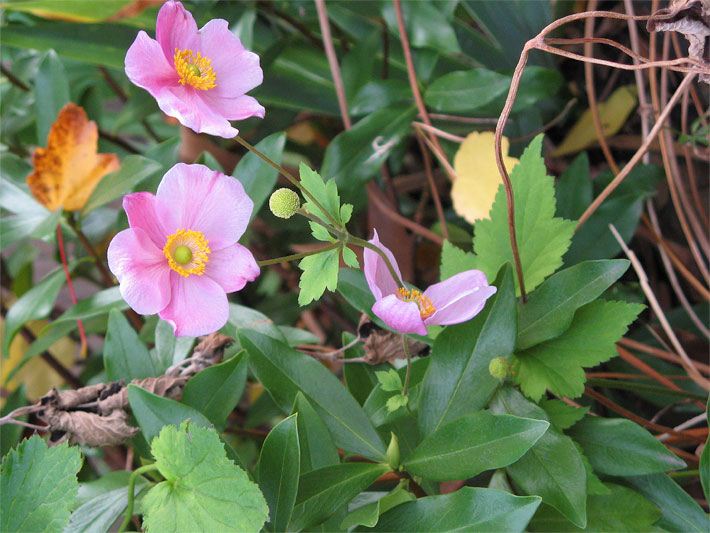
[451,132,519,224]
[357,315,429,364]
[44,408,138,447]
[27,103,120,211]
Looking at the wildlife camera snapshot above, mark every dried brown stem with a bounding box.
[415,132,448,240]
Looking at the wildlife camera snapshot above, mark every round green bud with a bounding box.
[488,357,510,380]
[385,432,400,470]
[174,245,193,265]
[269,188,300,219]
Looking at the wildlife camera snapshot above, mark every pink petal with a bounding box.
[206,243,260,293]
[124,31,177,96]
[202,94,265,121]
[423,270,497,326]
[156,163,252,250]
[159,273,229,337]
[107,228,171,315]
[156,0,198,63]
[198,19,263,98]
[189,91,240,138]
[123,192,168,248]
[372,294,427,336]
[364,229,402,300]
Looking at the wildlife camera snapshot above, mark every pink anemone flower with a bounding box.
[107,163,259,337]
[125,0,264,139]
[364,231,497,336]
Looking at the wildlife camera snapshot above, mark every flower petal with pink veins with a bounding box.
[160,273,229,337]
[107,228,171,315]
[372,294,427,336]
[123,192,168,248]
[364,229,402,301]
[156,163,252,250]
[124,31,177,96]
[206,243,260,293]
[156,0,198,63]
[424,270,497,326]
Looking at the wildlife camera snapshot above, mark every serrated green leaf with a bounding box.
[569,417,686,475]
[104,309,156,381]
[1,436,82,533]
[386,394,409,413]
[439,240,477,280]
[404,411,549,481]
[539,398,588,430]
[299,163,342,225]
[298,248,340,306]
[473,135,576,295]
[514,300,644,400]
[342,246,359,268]
[141,422,268,533]
[375,369,402,392]
[556,152,592,220]
[309,221,334,242]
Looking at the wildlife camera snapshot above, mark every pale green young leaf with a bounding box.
[299,163,342,225]
[514,300,644,400]
[375,369,403,392]
[1,436,82,533]
[298,248,340,306]
[473,135,576,294]
[342,246,359,268]
[309,221,334,243]
[386,394,409,413]
[141,422,268,533]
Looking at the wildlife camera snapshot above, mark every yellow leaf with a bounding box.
[452,132,519,224]
[552,85,638,157]
[27,103,120,212]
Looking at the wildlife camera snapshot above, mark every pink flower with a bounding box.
[107,163,259,336]
[364,231,497,336]
[125,0,264,139]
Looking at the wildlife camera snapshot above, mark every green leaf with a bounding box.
[473,135,576,295]
[104,309,156,381]
[556,152,592,220]
[67,471,149,533]
[625,474,709,532]
[340,481,415,529]
[386,394,409,413]
[491,387,587,528]
[1,210,61,249]
[1,436,82,533]
[530,483,661,532]
[291,392,340,473]
[701,400,710,502]
[321,106,417,193]
[539,398,588,431]
[234,132,286,220]
[141,422,269,533]
[342,246,359,268]
[82,155,161,215]
[337,268,377,319]
[569,417,686,475]
[425,69,510,113]
[404,410,548,481]
[152,319,193,372]
[3,264,69,356]
[181,352,248,430]
[258,414,300,532]
[440,240,477,281]
[240,330,386,461]
[127,385,212,443]
[370,487,541,532]
[516,259,630,350]
[34,49,70,145]
[289,463,389,531]
[375,369,403,392]
[298,248,340,306]
[53,287,127,324]
[228,303,286,343]
[514,300,644,400]
[381,1,460,54]
[350,80,411,115]
[299,163,343,225]
[418,265,516,435]
[0,387,26,457]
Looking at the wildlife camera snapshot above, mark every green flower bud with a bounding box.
[385,432,400,470]
[269,188,300,219]
[489,356,510,380]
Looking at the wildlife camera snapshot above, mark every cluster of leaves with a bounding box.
[1,1,708,532]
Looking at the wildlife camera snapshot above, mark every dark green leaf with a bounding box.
[381,1,460,54]
[340,482,415,530]
[425,69,510,113]
[556,152,592,220]
[404,410,548,481]
[539,398,588,431]
[291,392,340,473]
[258,414,300,532]
[104,309,156,381]
[0,387,26,457]
[369,487,541,532]
[34,49,70,145]
[182,352,248,430]
[350,80,411,115]
[54,287,127,324]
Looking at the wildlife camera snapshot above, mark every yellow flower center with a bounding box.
[397,287,436,320]
[163,229,211,277]
[174,48,217,90]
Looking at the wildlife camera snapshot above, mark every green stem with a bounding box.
[258,242,341,266]
[350,236,405,288]
[118,464,159,533]
[401,336,413,397]
[234,135,339,227]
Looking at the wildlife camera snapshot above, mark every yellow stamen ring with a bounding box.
[174,48,217,90]
[163,229,211,277]
[397,287,436,320]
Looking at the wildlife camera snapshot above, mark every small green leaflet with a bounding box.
[298,247,340,306]
[1,436,82,533]
[298,162,352,227]
[141,422,269,533]
[513,300,644,400]
[473,135,576,295]
[375,369,403,392]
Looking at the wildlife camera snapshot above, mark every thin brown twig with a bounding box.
[415,132,448,240]
[368,187,444,246]
[619,338,710,375]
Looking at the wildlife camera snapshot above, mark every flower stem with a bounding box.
[118,464,159,533]
[258,242,341,266]
[401,335,413,397]
[349,236,405,288]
